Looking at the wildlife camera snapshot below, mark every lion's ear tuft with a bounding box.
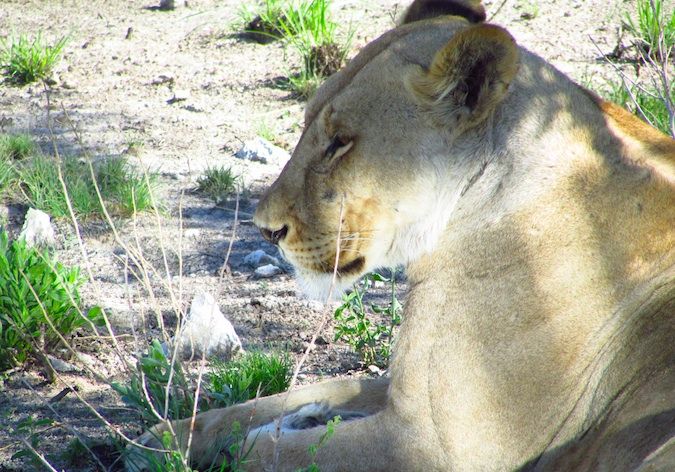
[406,24,519,130]
[401,0,486,24]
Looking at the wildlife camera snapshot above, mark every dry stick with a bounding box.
[184,352,208,466]
[18,439,59,472]
[589,36,654,123]
[271,198,347,472]
[21,379,108,472]
[488,0,509,21]
[180,189,241,467]
[51,103,185,456]
[15,270,167,455]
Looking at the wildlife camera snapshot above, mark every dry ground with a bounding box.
[0,0,652,470]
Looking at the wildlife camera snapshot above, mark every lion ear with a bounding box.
[406,24,519,130]
[401,0,486,24]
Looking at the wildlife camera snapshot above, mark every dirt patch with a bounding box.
[0,0,646,470]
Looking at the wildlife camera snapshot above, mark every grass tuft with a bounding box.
[0,134,36,161]
[207,350,292,408]
[0,33,68,85]
[18,154,158,219]
[624,0,675,61]
[196,166,240,204]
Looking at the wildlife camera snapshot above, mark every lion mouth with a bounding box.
[337,256,365,276]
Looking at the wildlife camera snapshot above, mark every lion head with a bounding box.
[254,15,518,299]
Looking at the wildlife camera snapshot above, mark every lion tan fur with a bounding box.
[128,1,675,470]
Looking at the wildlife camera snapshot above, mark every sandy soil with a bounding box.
[0,0,653,470]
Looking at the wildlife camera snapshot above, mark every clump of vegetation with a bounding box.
[196,166,240,204]
[117,347,290,471]
[334,271,402,368]
[624,0,675,61]
[602,0,675,137]
[604,79,675,136]
[112,340,196,425]
[0,133,36,161]
[238,0,287,43]
[207,350,292,408]
[0,230,103,371]
[240,0,352,98]
[18,154,158,219]
[0,33,68,85]
[279,0,351,97]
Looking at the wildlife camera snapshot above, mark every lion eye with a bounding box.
[324,135,353,160]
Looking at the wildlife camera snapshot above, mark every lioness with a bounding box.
[129,0,675,470]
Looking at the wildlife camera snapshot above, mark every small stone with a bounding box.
[48,355,78,373]
[254,264,281,278]
[174,292,242,361]
[19,208,56,248]
[75,352,97,368]
[244,249,279,268]
[367,365,383,375]
[167,89,189,104]
[234,137,290,166]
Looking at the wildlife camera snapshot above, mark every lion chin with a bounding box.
[294,257,369,301]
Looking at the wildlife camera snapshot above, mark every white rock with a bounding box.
[47,355,78,373]
[174,292,242,361]
[235,137,290,166]
[244,249,279,267]
[19,208,56,247]
[254,264,281,278]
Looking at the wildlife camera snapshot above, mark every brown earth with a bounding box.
[0,0,657,470]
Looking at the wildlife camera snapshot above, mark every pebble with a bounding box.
[234,137,290,166]
[254,264,281,278]
[244,249,279,268]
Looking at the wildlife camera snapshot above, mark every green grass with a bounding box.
[0,134,36,160]
[0,33,68,85]
[0,229,103,371]
[18,154,158,219]
[624,0,675,60]
[333,272,402,368]
[207,350,292,408]
[604,79,675,136]
[196,166,240,204]
[277,0,351,97]
[112,339,197,425]
[238,0,287,42]
[241,0,351,98]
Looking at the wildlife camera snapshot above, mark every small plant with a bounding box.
[624,0,675,60]
[95,156,158,216]
[238,0,287,43]
[278,0,351,97]
[333,272,402,368]
[196,166,240,204]
[0,133,36,160]
[11,415,57,469]
[297,416,341,472]
[207,350,292,408]
[113,339,197,425]
[0,33,68,85]
[0,230,103,371]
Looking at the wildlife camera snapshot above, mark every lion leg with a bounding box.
[125,376,388,471]
[242,410,398,472]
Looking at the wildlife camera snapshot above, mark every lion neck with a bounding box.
[389,56,675,468]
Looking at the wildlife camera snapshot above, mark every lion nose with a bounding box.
[259,225,288,245]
